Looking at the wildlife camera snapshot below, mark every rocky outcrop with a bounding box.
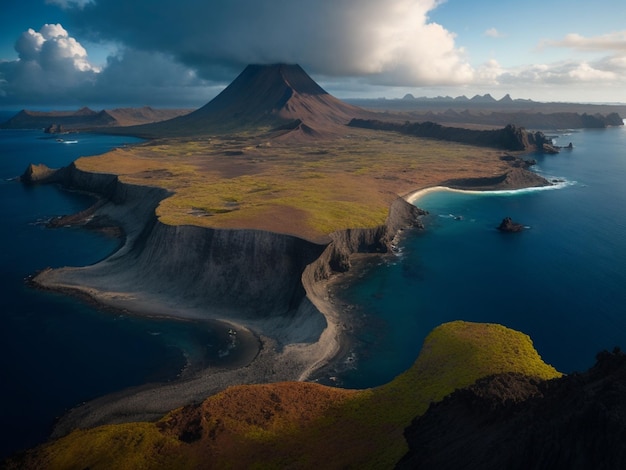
[397,348,626,470]
[304,198,425,284]
[44,123,65,134]
[20,163,61,183]
[497,217,525,232]
[443,167,551,191]
[26,163,424,351]
[348,120,558,153]
[499,154,536,168]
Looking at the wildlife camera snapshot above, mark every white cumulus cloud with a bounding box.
[0,24,100,104]
[14,23,99,73]
[0,24,214,106]
[484,28,503,38]
[542,31,626,52]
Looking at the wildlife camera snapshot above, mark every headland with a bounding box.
[15,63,610,438]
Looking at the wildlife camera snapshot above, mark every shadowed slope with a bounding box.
[398,349,626,469]
[5,322,561,469]
[131,64,370,138]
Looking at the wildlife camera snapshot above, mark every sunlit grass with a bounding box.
[11,322,561,469]
[75,129,508,240]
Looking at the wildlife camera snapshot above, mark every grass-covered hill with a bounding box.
[5,321,561,469]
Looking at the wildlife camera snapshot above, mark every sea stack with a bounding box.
[497,217,525,232]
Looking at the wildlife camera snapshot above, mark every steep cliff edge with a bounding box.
[397,348,626,469]
[25,163,421,340]
[23,162,424,430]
[348,120,557,152]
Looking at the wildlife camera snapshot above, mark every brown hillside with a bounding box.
[132,64,373,138]
[5,322,561,469]
[0,106,191,130]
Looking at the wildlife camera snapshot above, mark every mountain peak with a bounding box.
[148,63,369,138]
[246,63,328,96]
[470,94,497,103]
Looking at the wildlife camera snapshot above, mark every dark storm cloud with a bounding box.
[65,0,473,85]
[1,1,475,106]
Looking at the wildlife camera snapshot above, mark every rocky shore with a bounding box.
[21,141,549,436]
[23,162,425,435]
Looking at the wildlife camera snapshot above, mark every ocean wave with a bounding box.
[439,213,464,220]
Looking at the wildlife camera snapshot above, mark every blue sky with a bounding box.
[1,0,625,107]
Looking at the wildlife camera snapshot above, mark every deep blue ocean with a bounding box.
[2,113,625,458]
[0,117,242,459]
[332,125,626,389]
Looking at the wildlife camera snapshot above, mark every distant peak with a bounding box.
[239,63,327,96]
[470,94,497,103]
[75,106,97,116]
[146,62,368,138]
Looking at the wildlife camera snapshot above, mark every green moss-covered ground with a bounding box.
[75,130,508,241]
[6,321,561,470]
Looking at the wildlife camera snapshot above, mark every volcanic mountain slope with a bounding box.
[397,348,626,470]
[130,64,373,139]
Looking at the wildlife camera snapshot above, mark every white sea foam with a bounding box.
[406,178,575,204]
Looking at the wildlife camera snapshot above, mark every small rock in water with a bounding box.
[497,217,524,232]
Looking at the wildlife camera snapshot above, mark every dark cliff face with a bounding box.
[125,222,327,318]
[26,164,424,344]
[397,349,626,470]
[304,198,425,284]
[347,119,556,152]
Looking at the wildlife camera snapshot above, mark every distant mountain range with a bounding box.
[125,63,375,139]
[400,92,526,104]
[2,65,623,137]
[0,106,191,132]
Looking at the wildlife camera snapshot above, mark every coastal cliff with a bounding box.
[348,120,556,152]
[23,162,424,430]
[24,162,421,332]
[397,348,626,469]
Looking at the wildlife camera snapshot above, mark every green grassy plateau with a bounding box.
[76,128,509,241]
[8,321,560,469]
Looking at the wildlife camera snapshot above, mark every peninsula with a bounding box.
[9,64,625,467]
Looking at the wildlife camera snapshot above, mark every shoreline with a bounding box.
[28,149,554,438]
[41,179,547,436]
[405,176,566,205]
[28,271,261,374]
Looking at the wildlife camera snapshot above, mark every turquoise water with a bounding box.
[0,125,243,458]
[330,126,626,389]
